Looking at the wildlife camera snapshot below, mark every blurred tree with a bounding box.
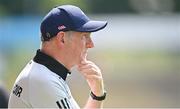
[0,0,89,16]
[0,0,25,15]
[88,0,180,14]
[174,0,180,12]
[38,0,90,15]
[88,0,135,13]
[0,0,179,16]
[129,0,176,14]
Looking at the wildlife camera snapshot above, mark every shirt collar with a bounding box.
[33,49,71,81]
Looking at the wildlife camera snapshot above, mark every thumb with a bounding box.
[80,52,87,62]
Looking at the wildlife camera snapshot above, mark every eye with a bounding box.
[81,34,87,38]
[81,33,90,40]
[84,34,90,38]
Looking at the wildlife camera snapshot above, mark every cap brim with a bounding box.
[75,20,107,32]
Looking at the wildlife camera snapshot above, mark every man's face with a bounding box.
[64,31,94,66]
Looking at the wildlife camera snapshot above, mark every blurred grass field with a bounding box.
[3,48,180,108]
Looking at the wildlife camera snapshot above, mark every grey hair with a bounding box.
[65,31,73,40]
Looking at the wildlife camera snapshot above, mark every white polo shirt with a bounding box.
[8,50,80,108]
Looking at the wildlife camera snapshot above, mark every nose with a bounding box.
[86,38,94,48]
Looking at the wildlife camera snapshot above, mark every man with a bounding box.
[8,5,107,108]
[0,84,9,108]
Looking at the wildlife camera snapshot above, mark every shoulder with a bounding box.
[28,61,69,107]
[29,60,67,94]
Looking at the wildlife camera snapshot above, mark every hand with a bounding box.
[78,60,105,96]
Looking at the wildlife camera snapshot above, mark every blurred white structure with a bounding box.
[92,14,180,51]
[129,0,175,14]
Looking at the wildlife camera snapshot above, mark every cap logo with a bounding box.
[46,32,51,38]
[58,25,66,30]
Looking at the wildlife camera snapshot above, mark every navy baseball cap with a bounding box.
[40,5,108,41]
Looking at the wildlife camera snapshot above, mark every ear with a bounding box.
[56,31,65,45]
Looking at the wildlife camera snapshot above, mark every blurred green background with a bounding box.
[0,0,180,108]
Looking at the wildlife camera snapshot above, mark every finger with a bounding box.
[79,61,95,66]
[78,64,92,69]
[83,74,102,80]
[78,61,96,68]
[80,64,100,73]
[80,67,100,75]
[78,63,99,72]
[79,62,101,72]
[80,52,87,62]
[79,68,100,76]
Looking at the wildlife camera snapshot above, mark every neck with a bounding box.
[40,47,73,71]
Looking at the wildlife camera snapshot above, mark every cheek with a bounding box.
[74,43,85,61]
[70,44,81,57]
[74,39,86,51]
[75,47,83,57]
[70,37,86,59]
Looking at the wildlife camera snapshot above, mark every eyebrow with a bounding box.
[82,32,91,36]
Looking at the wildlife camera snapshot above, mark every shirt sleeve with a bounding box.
[29,76,71,108]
